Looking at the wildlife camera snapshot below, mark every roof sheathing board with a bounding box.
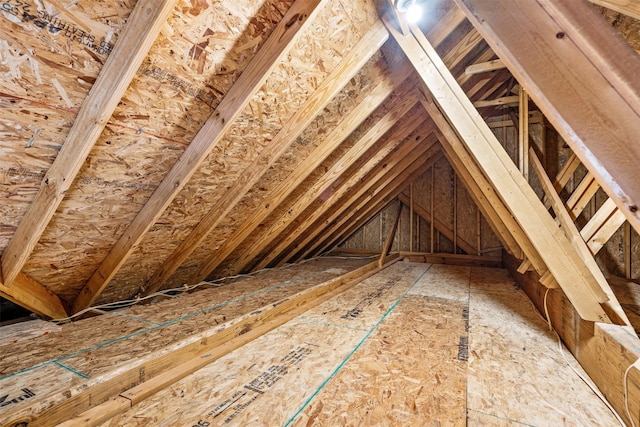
[93,0,381,303]
[18,0,294,301]
[0,1,132,259]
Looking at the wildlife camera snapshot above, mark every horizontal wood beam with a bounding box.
[0,0,179,288]
[455,0,640,236]
[139,20,390,295]
[465,58,506,75]
[71,0,327,313]
[473,95,519,108]
[386,12,610,321]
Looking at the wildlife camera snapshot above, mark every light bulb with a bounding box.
[405,3,423,24]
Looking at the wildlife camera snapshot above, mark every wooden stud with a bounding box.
[455,0,640,235]
[409,183,414,253]
[71,0,328,312]
[430,165,435,253]
[385,13,609,321]
[518,86,529,179]
[0,0,179,288]
[139,21,390,295]
[473,95,519,108]
[581,199,627,255]
[378,202,402,267]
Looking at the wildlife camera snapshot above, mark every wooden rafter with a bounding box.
[310,149,443,259]
[566,172,600,219]
[0,273,67,320]
[378,202,403,266]
[226,94,421,274]
[454,0,640,236]
[0,0,179,288]
[385,13,611,321]
[274,131,438,267]
[473,95,518,108]
[190,62,414,284]
[71,0,327,312]
[139,21,391,295]
[588,0,640,20]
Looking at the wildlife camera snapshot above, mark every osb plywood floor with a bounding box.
[100,262,619,426]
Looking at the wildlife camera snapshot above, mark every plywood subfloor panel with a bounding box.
[466,267,620,426]
[291,294,468,426]
[0,257,368,421]
[100,262,431,426]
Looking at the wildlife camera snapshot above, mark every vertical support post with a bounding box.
[410,183,414,252]
[625,222,632,279]
[453,172,458,253]
[519,86,529,179]
[430,166,435,253]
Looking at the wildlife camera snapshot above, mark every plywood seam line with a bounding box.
[0,0,179,288]
[382,7,611,321]
[43,257,401,427]
[454,0,640,236]
[71,0,329,313]
[138,20,391,296]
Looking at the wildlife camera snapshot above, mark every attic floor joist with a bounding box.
[454,0,640,236]
[71,0,328,313]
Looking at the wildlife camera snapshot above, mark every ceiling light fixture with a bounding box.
[394,0,424,24]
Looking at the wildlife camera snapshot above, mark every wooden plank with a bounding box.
[0,273,67,320]
[378,202,402,267]
[54,256,400,427]
[227,94,421,274]
[566,172,600,219]
[0,0,179,288]
[465,58,505,75]
[529,148,629,325]
[386,14,610,321]
[397,192,476,254]
[455,0,640,236]
[71,0,328,313]
[581,198,627,254]
[472,95,518,108]
[262,128,436,269]
[139,21,390,296]
[588,0,640,20]
[518,87,529,179]
[190,63,415,286]
[5,258,396,427]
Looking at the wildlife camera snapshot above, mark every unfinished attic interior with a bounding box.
[2,0,640,424]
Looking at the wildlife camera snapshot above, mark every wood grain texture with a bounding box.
[0,0,179,288]
[71,0,328,313]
